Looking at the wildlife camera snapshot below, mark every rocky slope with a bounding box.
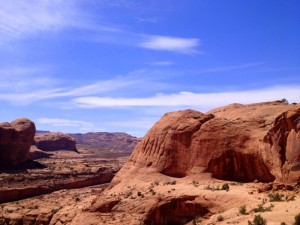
[0,118,36,167]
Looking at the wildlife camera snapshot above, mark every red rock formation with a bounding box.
[116,101,300,183]
[0,118,36,166]
[70,132,140,152]
[33,132,77,152]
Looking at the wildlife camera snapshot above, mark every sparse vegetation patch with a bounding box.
[252,204,273,213]
[248,214,267,225]
[205,183,230,191]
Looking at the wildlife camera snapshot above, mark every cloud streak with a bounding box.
[0,1,201,54]
[0,69,138,105]
[148,61,174,66]
[0,0,80,42]
[140,35,200,54]
[197,62,265,73]
[72,85,300,110]
[37,118,93,128]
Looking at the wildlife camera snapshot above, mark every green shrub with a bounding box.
[248,215,267,225]
[268,193,284,202]
[239,205,248,215]
[252,204,273,213]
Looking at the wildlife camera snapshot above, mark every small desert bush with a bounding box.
[137,191,144,198]
[149,188,156,195]
[217,215,224,222]
[164,181,176,185]
[222,183,230,191]
[294,213,300,225]
[248,215,267,225]
[239,205,248,215]
[192,180,199,187]
[285,195,296,202]
[268,192,284,202]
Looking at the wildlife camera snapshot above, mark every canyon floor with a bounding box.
[1,167,299,224]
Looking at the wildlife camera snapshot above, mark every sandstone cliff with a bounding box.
[33,132,77,152]
[0,118,36,167]
[115,101,300,183]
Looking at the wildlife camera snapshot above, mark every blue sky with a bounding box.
[0,0,299,137]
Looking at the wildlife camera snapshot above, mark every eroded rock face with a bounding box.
[263,106,300,182]
[144,196,210,225]
[33,132,77,152]
[0,118,36,166]
[117,101,300,183]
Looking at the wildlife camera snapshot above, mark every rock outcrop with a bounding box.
[33,132,77,152]
[0,118,36,167]
[115,101,300,183]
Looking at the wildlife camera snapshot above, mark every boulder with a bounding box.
[33,132,77,152]
[115,101,300,183]
[0,118,36,166]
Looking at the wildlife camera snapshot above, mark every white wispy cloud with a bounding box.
[137,17,160,23]
[72,85,300,109]
[0,66,139,105]
[0,66,57,91]
[198,62,264,73]
[36,118,108,132]
[37,118,94,130]
[0,0,81,42]
[0,1,201,54]
[140,35,200,54]
[148,61,174,66]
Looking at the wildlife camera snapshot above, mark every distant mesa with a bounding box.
[36,130,50,133]
[0,118,36,167]
[69,132,140,156]
[114,101,300,183]
[33,132,77,152]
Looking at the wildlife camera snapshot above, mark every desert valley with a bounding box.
[0,100,299,225]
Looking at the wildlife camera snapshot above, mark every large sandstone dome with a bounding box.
[0,118,36,166]
[115,101,300,183]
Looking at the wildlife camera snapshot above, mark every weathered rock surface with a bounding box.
[33,132,77,152]
[116,101,300,183]
[0,118,36,166]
